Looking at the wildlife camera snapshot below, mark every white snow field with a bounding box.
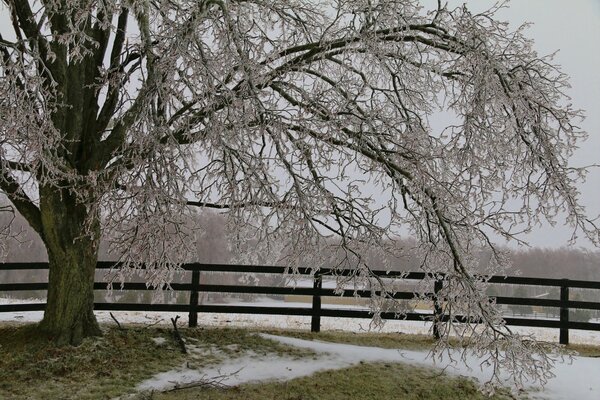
[3,297,600,399]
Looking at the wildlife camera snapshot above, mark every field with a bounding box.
[2,320,600,400]
[0,322,518,400]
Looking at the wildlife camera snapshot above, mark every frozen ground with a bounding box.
[1,297,599,345]
[134,334,600,400]
[2,297,600,400]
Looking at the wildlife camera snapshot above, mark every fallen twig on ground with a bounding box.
[110,312,126,331]
[165,369,240,392]
[170,315,187,354]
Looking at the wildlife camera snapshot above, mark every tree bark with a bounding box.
[38,185,102,345]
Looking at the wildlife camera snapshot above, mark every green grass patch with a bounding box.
[152,362,514,400]
[261,328,442,351]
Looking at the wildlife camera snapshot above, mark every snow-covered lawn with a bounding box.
[134,333,600,400]
[2,297,600,400]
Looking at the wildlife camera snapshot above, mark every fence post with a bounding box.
[311,272,322,333]
[559,279,569,345]
[433,278,443,339]
[188,269,200,328]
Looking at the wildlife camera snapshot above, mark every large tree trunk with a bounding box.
[38,186,102,345]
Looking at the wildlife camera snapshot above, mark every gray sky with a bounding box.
[434,0,600,249]
[0,1,598,249]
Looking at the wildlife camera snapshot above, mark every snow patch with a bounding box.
[136,355,343,392]
[135,334,600,400]
[151,337,167,346]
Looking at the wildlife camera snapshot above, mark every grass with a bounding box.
[0,323,183,399]
[263,328,600,358]
[262,329,442,351]
[152,362,514,400]
[184,326,314,360]
[567,343,600,358]
[2,322,598,399]
[0,323,312,400]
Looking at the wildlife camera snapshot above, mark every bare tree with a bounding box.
[0,0,597,388]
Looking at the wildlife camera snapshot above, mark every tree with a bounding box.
[0,0,598,387]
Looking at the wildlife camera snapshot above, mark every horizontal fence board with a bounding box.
[0,303,45,312]
[94,303,189,312]
[318,308,430,321]
[0,262,50,270]
[494,297,600,311]
[567,321,600,332]
[197,305,314,316]
[93,282,192,291]
[494,296,562,307]
[503,317,562,329]
[187,264,289,274]
[502,318,600,331]
[0,283,48,291]
[198,284,316,296]
[488,276,600,290]
[0,282,195,292]
[567,300,600,311]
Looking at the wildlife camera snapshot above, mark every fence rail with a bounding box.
[1,262,600,345]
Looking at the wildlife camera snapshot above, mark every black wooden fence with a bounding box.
[1,262,600,345]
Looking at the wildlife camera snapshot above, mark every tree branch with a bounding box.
[9,0,40,41]
[96,7,130,136]
[0,171,44,238]
[186,200,290,209]
[164,23,465,145]
[4,161,34,173]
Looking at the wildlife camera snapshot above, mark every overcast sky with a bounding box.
[431,0,600,249]
[1,1,598,250]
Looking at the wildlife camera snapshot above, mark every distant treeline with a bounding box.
[1,208,599,311]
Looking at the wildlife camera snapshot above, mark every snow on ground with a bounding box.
[151,337,167,346]
[2,297,600,399]
[1,297,599,345]
[135,333,600,400]
[136,352,344,393]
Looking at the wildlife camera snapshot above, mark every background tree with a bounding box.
[1,0,598,388]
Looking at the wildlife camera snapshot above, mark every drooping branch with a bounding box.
[186,200,289,209]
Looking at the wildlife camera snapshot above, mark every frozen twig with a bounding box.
[165,368,242,392]
[170,315,187,354]
[110,312,126,331]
